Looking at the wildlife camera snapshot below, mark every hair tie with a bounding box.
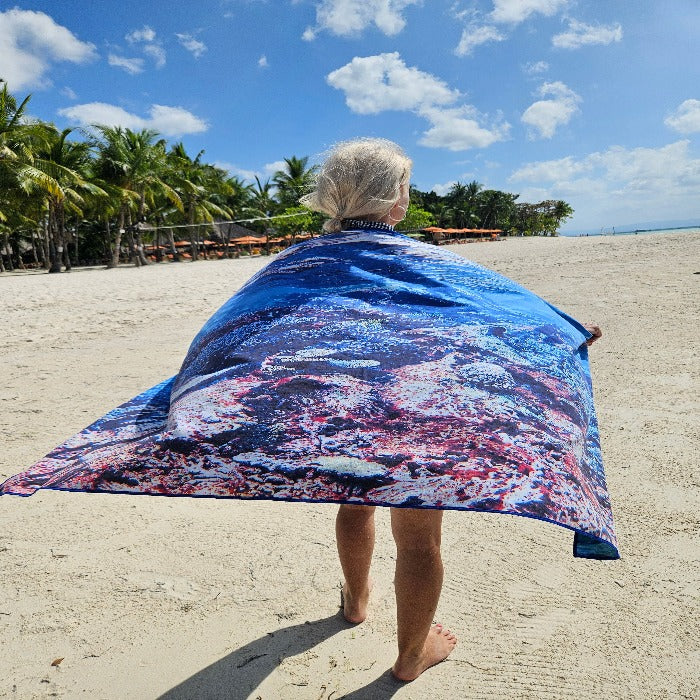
[324,216,343,233]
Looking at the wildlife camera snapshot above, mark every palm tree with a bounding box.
[445,180,482,207]
[0,82,57,270]
[0,83,52,214]
[94,126,179,267]
[36,127,105,272]
[219,175,253,257]
[250,176,276,217]
[272,156,317,209]
[553,200,574,230]
[443,180,483,228]
[476,190,518,230]
[0,191,47,271]
[247,176,279,253]
[443,204,478,229]
[224,175,253,216]
[165,143,231,260]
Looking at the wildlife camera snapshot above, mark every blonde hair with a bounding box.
[300,138,412,233]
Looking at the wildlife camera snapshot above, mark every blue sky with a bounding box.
[2,0,699,231]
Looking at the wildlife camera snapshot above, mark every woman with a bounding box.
[300,139,457,680]
[1,138,616,682]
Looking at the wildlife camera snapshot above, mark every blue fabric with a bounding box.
[1,225,619,559]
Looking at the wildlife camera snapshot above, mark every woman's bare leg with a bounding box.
[336,504,376,623]
[390,508,457,681]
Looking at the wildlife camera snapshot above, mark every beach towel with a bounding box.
[0,223,619,559]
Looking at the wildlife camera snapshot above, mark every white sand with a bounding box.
[1,232,698,699]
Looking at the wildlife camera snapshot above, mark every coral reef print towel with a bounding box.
[1,225,619,559]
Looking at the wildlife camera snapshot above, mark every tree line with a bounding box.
[408,182,573,238]
[1,82,573,273]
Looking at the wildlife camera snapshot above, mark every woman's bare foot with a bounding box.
[341,580,372,624]
[391,624,457,681]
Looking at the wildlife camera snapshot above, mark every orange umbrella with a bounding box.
[230,236,266,245]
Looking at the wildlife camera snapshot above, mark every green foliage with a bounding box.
[395,205,435,232]
[411,182,573,236]
[0,82,575,271]
[514,200,574,236]
[272,156,317,209]
[270,206,316,237]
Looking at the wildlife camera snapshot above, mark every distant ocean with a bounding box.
[561,225,700,238]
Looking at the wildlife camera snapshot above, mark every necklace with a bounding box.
[341,219,395,233]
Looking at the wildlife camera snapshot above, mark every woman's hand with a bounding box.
[582,323,602,346]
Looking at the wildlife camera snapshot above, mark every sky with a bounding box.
[1,0,699,231]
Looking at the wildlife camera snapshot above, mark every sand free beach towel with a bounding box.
[1,223,619,559]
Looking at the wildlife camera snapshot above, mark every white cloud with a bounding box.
[177,33,207,58]
[455,24,505,56]
[552,19,622,49]
[490,0,568,25]
[510,155,590,182]
[57,102,208,136]
[523,60,549,75]
[126,26,156,44]
[431,180,457,196]
[509,140,700,228]
[216,161,288,183]
[665,99,700,135]
[61,86,77,100]
[0,8,97,90]
[327,52,458,115]
[108,54,145,75]
[587,142,700,192]
[124,25,165,67]
[521,81,581,139]
[215,162,259,182]
[148,105,207,136]
[304,0,420,39]
[264,160,287,175]
[59,102,148,130]
[143,44,166,68]
[258,54,269,68]
[454,1,568,57]
[327,53,509,152]
[419,106,510,150]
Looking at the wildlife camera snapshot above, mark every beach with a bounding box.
[1,232,698,699]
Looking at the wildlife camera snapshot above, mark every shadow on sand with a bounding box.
[157,613,404,700]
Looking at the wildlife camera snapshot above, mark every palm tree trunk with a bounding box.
[125,212,141,267]
[60,208,71,272]
[41,217,50,270]
[135,192,149,264]
[155,225,162,262]
[30,229,40,267]
[223,223,230,259]
[127,227,140,266]
[104,218,113,267]
[110,209,125,268]
[48,204,62,273]
[0,233,11,272]
[188,207,198,261]
[199,224,207,260]
[167,228,180,261]
[10,237,25,270]
[135,228,149,265]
